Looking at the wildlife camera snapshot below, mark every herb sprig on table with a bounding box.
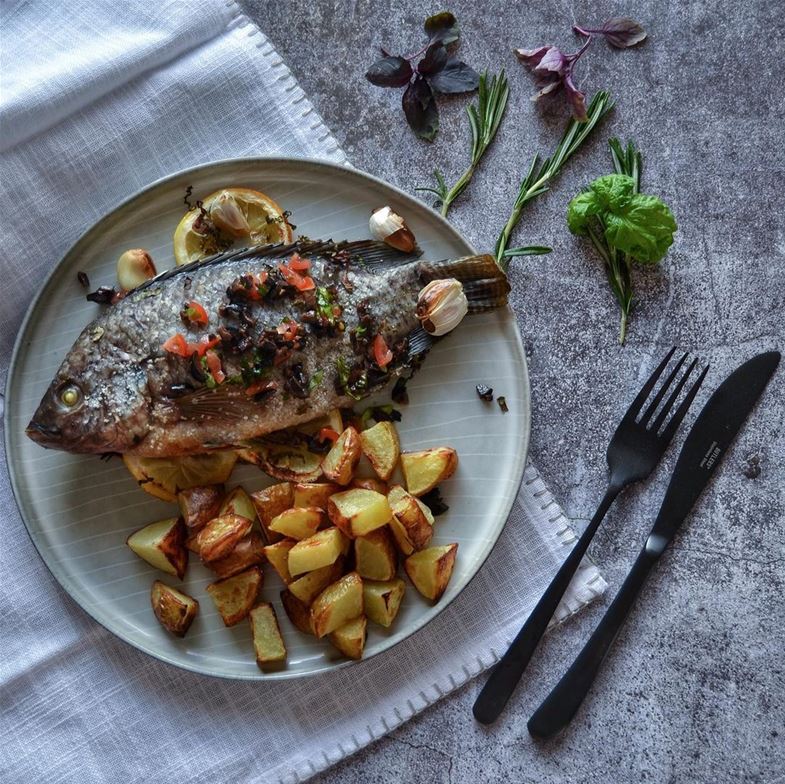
[567,138,677,343]
[365,11,479,141]
[495,90,614,269]
[418,70,509,216]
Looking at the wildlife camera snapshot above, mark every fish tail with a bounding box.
[418,254,510,312]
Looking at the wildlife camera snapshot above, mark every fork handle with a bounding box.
[472,483,622,725]
[527,542,660,739]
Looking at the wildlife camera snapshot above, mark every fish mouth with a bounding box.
[26,419,63,448]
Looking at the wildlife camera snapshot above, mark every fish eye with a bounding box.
[57,383,83,410]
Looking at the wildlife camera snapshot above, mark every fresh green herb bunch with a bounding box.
[567,138,677,343]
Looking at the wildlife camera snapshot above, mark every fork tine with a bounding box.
[659,363,710,442]
[651,357,698,432]
[640,352,689,426]
[622,347,677,422]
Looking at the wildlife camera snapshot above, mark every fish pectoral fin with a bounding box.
[173,385,260,422]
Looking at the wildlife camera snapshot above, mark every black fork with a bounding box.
[472,348,709,725]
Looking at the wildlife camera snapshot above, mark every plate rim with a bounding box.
[4,155,530,680]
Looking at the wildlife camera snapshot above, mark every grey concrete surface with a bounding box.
[241,1,784,781]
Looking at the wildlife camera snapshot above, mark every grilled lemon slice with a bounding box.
[124,451,238,502]
[173,187,293,266]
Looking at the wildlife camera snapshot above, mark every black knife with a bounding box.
[528,350,781,740]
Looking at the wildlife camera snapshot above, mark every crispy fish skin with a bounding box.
[27,241,508,457]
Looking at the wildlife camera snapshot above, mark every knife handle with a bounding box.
[472,484,622,725]
[527,541,660,739]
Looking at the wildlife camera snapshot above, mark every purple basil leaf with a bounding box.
[564,71,588,121]
[601,17,647,48]
[424,11,460,45]
[402,76,439,141]
[366,56,414,87]
[535,46,568,74]
[514,46,553,69]
[426,57,480,94]
[418,42,448,76]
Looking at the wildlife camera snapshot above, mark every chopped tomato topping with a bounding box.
[288,253,311,272]
[318,427,340,443]
[193,334,221,357]
[245,380,276,398]
[183,301,208,325]
[162,333,189,357]
[278,262,315,291]
[205,350,225,384]
[373,333,393,368]
[276,319,300,342]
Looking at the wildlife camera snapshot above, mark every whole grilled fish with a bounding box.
[27,240,509,456]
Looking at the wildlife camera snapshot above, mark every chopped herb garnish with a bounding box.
[392,376,409,404]
[86,286,116,305]
[497,396,509,413]
[359,404,402,429]
[420,487,449,516]
[476,383,494,402]
[309,369,324,391]
[335,357,368,400]
[77,271,90,289]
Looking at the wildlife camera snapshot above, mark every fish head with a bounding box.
[26,336,151,454]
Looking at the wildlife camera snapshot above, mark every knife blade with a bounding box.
[528,350,780,739]
[644,350,780,556]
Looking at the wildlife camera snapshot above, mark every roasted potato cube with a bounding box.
[387,485,433,552]
[329,615,367,660]
[219,486,257,522]
[400,448,458,497]
[206,566,263,626]
[263,539,296,584]
[310,571,364,638]
[321,426,362,485]
[177,485,224,533]
[195,514,253,562]
[351,476,389,494]
[249,603,286,668]
[292,482,340,510]
[363,578,406,627]
[354,527,397,581]
[280,590,315,635]
[268,507,325,540]
[127,517,188,579]
[327,488,392,538]
[359,421,401,481]
[288,558,345,605]
[251,483,293,544]
[288,527,349,577]
[207,532,266,579]
[151,580,198,637]
[404,543,458,601]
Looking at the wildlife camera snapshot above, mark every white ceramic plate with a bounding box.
[5,158,530,679]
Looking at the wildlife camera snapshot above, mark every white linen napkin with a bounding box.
[0,2,606,782]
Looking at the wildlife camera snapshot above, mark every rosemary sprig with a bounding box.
[585,137,642,343]
[418,70,510,217]
[495,90,614,269]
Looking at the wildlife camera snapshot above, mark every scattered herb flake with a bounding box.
[77,271,90,289]
[476,383,494,402]
[309,369,324,392]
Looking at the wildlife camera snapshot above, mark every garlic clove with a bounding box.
[416,278,469,336]
[209,190,251,237]
[369,206,417,253]
[117,248,157,291]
